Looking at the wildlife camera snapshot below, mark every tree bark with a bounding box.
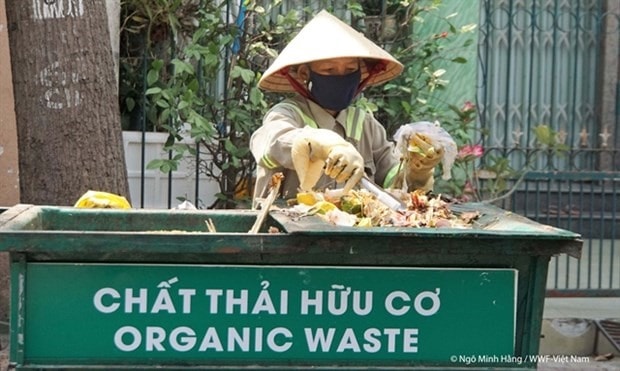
[6,0,129,206]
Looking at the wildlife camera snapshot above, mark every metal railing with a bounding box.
[478,0,619,295]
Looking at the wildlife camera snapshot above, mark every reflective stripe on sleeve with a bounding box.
[261,154,279,169]
[383,163,403,188]
[260,102,316,170]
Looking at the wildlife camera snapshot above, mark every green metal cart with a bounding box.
[0,203,581,370]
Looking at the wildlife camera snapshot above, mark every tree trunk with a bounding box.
[6,0,129,206]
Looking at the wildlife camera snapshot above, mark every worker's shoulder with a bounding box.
[268,96,309,120]
[272,96,306,111]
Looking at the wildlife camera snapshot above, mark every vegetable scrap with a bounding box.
[288,189,480,228]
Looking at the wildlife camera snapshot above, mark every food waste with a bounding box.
[287,189,480,228]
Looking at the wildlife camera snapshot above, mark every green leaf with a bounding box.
[249,87,263,105]
[231,156,241,168]
[151,59,164,71]
[165,134,176,147]
[171,59,195,76]
[230,65,242,78]
[161,90,173,101]
[188,111,215,136]
[178,100,189,110]
[533,124,555,146]
[230,65,255,85]
[147,69,159,86]
[203,54,218,67]
[125,97,135,112]
[146,159,178,173]
[156,99,170,108]
[240,68,255,84]
[235,147,250,157]
[145,87,162,95]
[159,108,171,124]
[188,79,199,92]
[146,159,166,170]
[224,139,238,154]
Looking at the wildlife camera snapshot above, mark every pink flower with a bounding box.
[458,144,484,159]
[461,101,476,113]
[463,181,476,194]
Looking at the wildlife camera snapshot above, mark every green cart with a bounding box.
[0,203,581,370]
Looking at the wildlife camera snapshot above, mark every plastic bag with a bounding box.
[74,190,131,209]
[393,121,457,180]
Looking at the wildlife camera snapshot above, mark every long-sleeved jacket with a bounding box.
[250,95,402,201]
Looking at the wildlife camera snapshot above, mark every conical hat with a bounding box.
[258,10,403,93]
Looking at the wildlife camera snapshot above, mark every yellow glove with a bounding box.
[404,133,444,191]
[291,128,364,193]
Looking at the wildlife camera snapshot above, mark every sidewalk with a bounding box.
[544,297,620,319]
[539,297,620,370]
[538,356,620,370]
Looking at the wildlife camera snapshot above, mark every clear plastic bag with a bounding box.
[393,121,457,180]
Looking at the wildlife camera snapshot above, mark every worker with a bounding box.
[250,10,449,205]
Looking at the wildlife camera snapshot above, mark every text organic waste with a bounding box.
[95,280,440,354]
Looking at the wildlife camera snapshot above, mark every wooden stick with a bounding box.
[205,218,217,233]
[249,173,284,234]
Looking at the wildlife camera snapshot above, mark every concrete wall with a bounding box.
[0,0,18,323]
[0,0,19,207]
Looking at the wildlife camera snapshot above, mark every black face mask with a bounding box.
[308,69,361,111]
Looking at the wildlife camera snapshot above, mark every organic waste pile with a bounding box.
[287,189,480,228]
[272,121,476,229]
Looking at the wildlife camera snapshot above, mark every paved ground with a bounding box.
[538,358,620,370]
[539,297,620,369]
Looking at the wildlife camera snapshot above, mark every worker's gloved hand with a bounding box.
[404,133,444,191]
[291,128,364,193]
[394,121,458,192]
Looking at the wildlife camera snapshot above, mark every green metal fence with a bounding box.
[477,0,619,296]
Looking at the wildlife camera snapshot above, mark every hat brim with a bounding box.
[258,10,404,93]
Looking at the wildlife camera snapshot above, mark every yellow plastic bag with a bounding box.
[74,190,131,209]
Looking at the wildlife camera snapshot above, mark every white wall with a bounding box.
[122,131,219,209]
